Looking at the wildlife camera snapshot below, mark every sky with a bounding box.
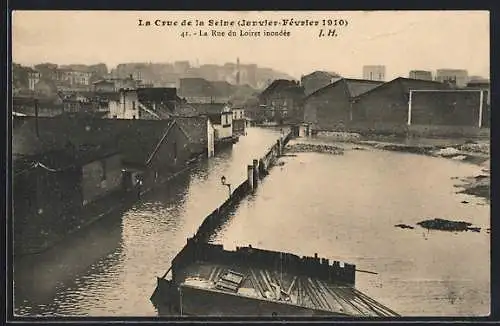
[12,11,490,80]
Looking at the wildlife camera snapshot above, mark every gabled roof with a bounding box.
[259,79,299,98]
[305,78,382,100]
[354,77,450,100]
[302,70,341,80]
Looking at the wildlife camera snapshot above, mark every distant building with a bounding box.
[34,79,59,98]
[108,89,139,119]
[189,103,233,141]
[258,79,305,123]
[301,71,342,96]
[13,95,64,117]
[179,78,220,103]
[232,107,246,135]
[303,78,383,130]
[174,61,191,75]
[409,70,433,81]
[435,69,468,88]
[136,87,182,119]
[27,70,41,91]
[362,65,386,81]
[93,80,117,93]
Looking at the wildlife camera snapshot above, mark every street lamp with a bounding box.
[221,176,231,198]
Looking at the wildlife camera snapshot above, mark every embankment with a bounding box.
[195,131,292,242]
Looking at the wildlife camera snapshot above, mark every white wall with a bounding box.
[107,90,139,119]
[214,112,233,139]
[207,119,215,157]
[232,108,245,120]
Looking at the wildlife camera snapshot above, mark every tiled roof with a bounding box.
[174,116,208,144]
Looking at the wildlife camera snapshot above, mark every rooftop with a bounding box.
[305,78,383,100]
[355,77,450,99]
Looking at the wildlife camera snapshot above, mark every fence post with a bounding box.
[252,159,259,187]
[247,165,254,191]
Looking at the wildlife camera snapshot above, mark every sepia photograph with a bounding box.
[11,10,490,318]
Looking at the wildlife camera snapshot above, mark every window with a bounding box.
[132,101,136,110]
[133,115,136,119]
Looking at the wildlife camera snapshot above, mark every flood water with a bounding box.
[13,129,490,317]
[213,137,490,317]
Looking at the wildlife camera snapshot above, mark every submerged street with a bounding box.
[14,128,490,317]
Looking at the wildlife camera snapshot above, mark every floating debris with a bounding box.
[380,144,430,155]
[417,218,480,233]
[461,200,469,204]
[458,184,490,200]
[433,147,461,157]
[450,155,468,161]
[394,224,414,230]
[474,175,489,180]
[286,143,344,155]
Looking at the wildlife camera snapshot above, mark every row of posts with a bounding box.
[246,136,284,192]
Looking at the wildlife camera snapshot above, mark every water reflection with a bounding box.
[14,127,283,317]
